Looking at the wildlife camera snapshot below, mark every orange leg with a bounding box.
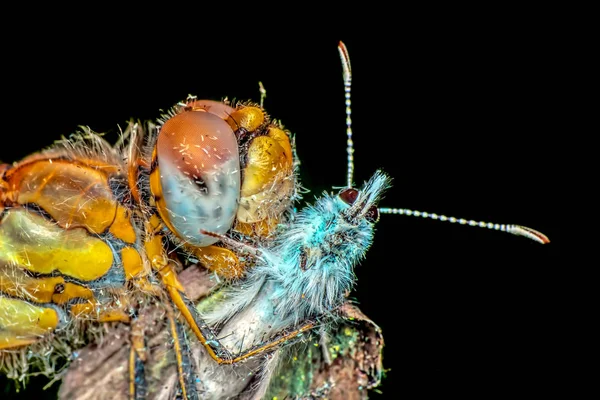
[161,263,315,364]
[164,301,199,400]
[148,233,317,365]
[128,318,147,400]
[226,322,314,364]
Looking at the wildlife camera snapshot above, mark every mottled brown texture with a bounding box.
[59,265,216,400]
[58,267,384,400]
[263,303,384,400]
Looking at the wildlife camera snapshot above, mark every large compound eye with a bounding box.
[339,188,359,205]
[365,205,380,223]
[154,110,240,246]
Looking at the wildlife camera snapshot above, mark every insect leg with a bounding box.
[177,285,316,366]
[158,264,234,363]
[225,322,315,364]
[128,344,146,400]
[147,213,246,279]
[145,233,235,363]
[128,317,147,400]
[164,300,199,400]
[149,232,313,366]
[160,261,316,365]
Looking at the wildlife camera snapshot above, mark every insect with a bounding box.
[1,39,551,399]
[56,41,551,400]
[164,41,550,400]
[0,78,299,398]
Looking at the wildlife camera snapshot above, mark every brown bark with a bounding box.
[58,267,384,400]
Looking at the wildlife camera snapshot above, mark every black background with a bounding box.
[1,10,565,400]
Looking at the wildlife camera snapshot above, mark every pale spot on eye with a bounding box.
[155,109,241,246]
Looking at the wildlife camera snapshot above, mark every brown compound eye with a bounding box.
[339,188,359,205]
[154,110,241,246]
[365,205,380,223]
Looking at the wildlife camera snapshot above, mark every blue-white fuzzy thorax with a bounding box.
[254,171,391,326]
[199,171,391,336]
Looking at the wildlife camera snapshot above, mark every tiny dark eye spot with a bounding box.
[339,188,359,205]
[365,206,380,223]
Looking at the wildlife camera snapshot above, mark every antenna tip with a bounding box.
[512,225,551,244]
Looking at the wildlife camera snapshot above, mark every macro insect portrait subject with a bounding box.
[1,33,558,400]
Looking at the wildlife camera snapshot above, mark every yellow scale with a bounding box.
[0,157,142,348]
[0,99,295,396]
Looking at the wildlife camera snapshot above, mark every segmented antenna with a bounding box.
[379,207,550,244]
[259,81,266,108]
[336,41,548,245]
[338,41,354,188]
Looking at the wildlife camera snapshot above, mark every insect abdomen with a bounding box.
[0,156,142,356]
